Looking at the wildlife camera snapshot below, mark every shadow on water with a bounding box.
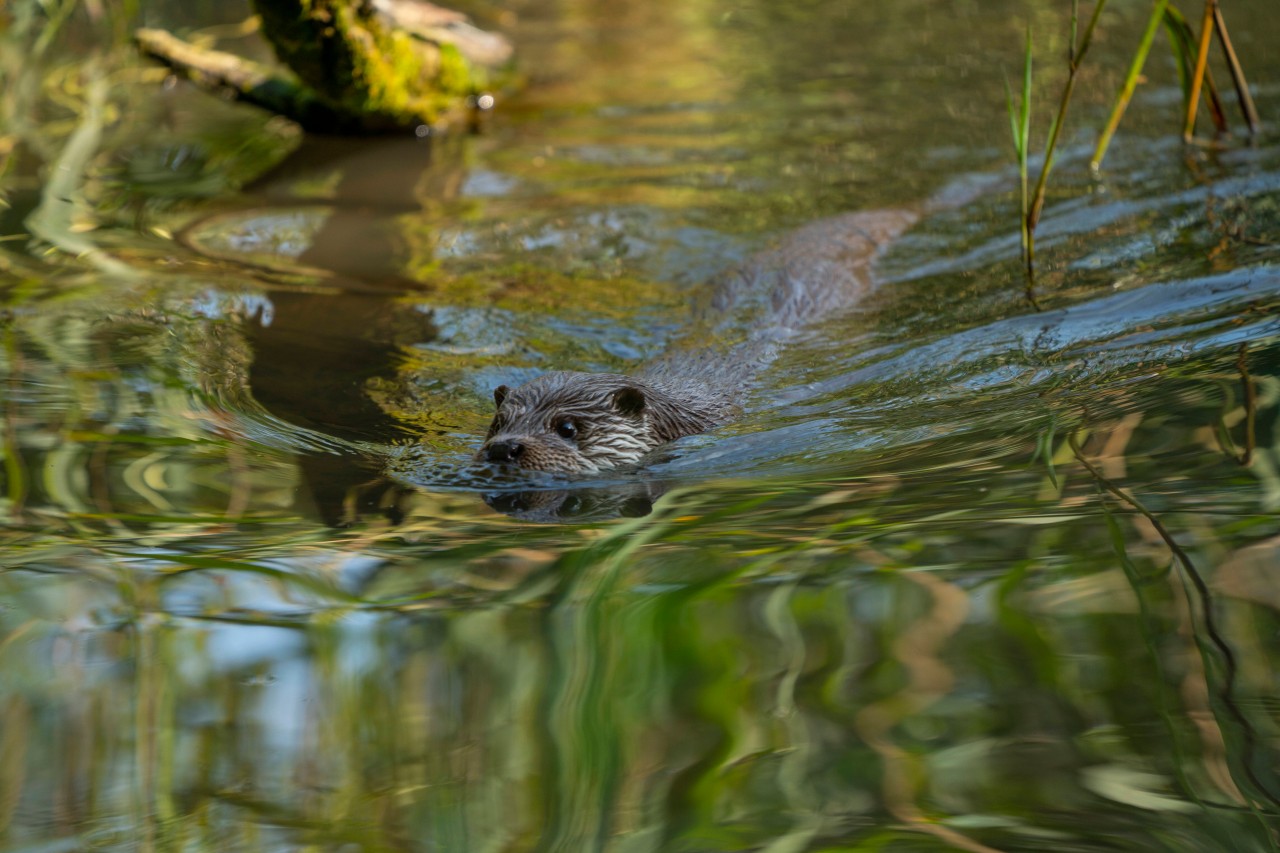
[246,286,421,526]
[195,135,443,526]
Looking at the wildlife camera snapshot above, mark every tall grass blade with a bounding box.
[1020,28,1032,163]
[1212,6,1261,134]
[1163,5,1228,133]
[1003,76,1021,159]
[1028,0,1108,231]
[1018,27,1040,310]
[1163,7,1196,104]
[1006,30,1032,273]
[1070,0,1079,63]
[1093,0,1170,169]
[1183,0,1216,141]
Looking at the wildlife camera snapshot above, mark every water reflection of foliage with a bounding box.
[3,339,1280,847]
[1,0,297,286]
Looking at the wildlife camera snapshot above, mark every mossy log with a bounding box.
[137,0,513,134]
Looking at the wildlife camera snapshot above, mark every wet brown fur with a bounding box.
[477,209,918,474]
[480,371,733,474]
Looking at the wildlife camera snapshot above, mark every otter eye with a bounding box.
[555,419,577,440]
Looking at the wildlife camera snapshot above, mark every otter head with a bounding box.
[477,372,674,475]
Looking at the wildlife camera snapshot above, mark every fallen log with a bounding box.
[137,0,513,134]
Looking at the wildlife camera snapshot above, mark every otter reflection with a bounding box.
[483,480,665,522]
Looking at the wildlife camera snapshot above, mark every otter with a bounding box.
[481,371,731,473]
[477,208,920,474]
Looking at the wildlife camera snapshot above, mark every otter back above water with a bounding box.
[477,207,920,474]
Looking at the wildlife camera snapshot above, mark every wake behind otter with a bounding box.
[477,208,919,474]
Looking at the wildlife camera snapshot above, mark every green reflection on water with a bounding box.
[3,0,1280,850]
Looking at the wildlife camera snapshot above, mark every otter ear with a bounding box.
[612,386,646,417]
[493,385,510,408]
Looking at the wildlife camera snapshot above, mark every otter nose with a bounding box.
[485,440,524,464]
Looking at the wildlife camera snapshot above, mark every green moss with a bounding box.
[251,0,496,131]
[433,43,475,98]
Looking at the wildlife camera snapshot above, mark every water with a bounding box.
[2,0,1280,850]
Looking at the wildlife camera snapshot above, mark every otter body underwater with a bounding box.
[478,208,920,475]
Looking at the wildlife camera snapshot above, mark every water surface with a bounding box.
[2,0,1280,850]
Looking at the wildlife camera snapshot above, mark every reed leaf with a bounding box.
[1093,0,1171,170]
